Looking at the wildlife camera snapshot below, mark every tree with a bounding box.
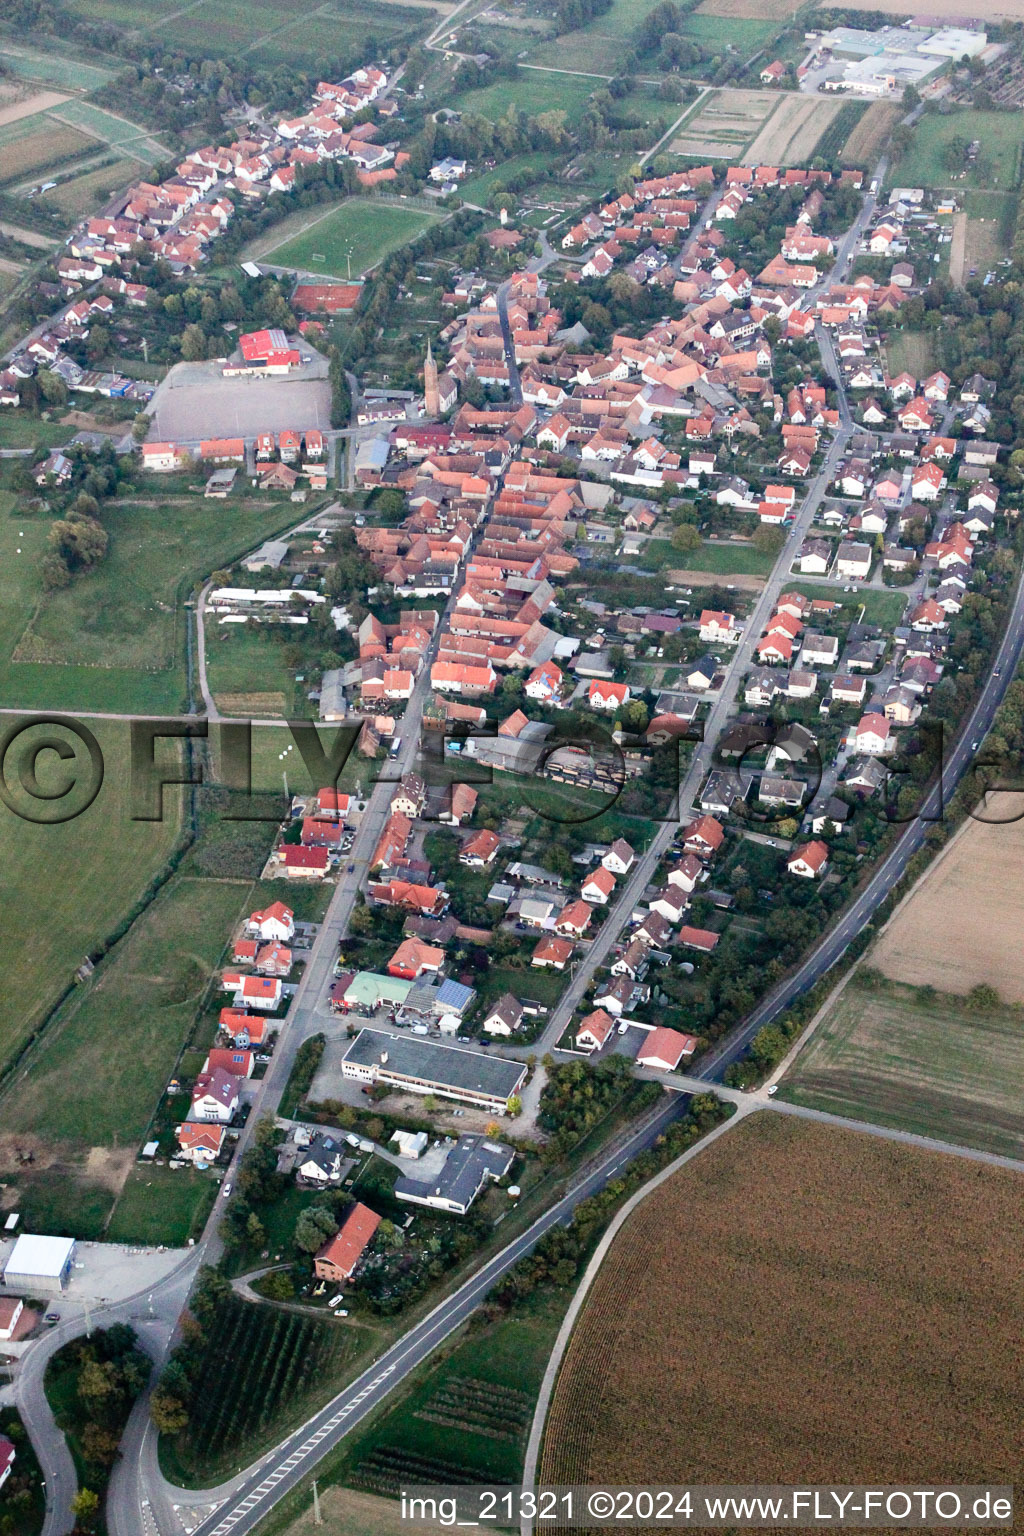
[149,1387,189,1435]
[752,524,786,556]
[81,1423,121,1467]
[71,1489,100,1526]
[294,1206,338,1254]
[131,413,150,444]
[180,323,207,361]
[671,523,701,552]
[507,1095,522,1116]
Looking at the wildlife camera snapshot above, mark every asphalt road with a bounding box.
[177,1094,688,1536]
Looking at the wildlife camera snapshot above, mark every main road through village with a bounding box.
[18,146,1024,1536]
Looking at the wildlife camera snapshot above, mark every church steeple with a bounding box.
[424,336,439,418]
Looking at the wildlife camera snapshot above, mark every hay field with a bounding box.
[671,88,773,161]
[541,1113,1024,1498]
[872,792,1024,999]
[840,98,899,164]
[742,94,843,167]
[0,121,98,186]
[780,975,1024,1156]
[698,0,796,15]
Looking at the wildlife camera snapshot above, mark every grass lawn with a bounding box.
[5,494,298,714]
[452,70,596,123]
[641,538,775,576]
[460,149,563,204]
[2,1169,116,1242]
[884,327,936,380]
[105,1163,217,1244]
[203,620,304,718]
[0,717,183,1073]
[893,109,1024,192]
[43,97,166,159]
[779,974,1024,1158]
[0,875,253,1150]
[788,581,908,629]
[0,413,74,450]
[262,199,443,279]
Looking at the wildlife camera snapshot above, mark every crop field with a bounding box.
[277,1487,459,1536]
[40,157,139,216]
[63,0,439,67]
[47,97,167,160]
[521,0,779,74]
[670,88,774,161]
[6,494,296,715]
[0,42,117,91]
[697,0,801,17]
[0,874,252,1150]
[871,794,1024,999]
[541,1113,1024,1492]
[0,117,99,186]
[171,1295,377,1482]
[0,89,69,128]
[840,99,899,165]
[894,109,1024,192]
[258,199,443,278]
[742,94,843,168]
[779,975,1024,1157]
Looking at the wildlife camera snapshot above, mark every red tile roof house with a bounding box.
[683,814,724,858]
[576,1008,616,1053]
[531,935,574,970]
[787,839,830,880]
[175,1122,226,1163]
[222,973,283,1011]
[678,925,720,953]
[281,845,330,879]
[314,1202,382,1282]
[588,679,630,711]
[0,1436,15,1490]
[205,1047,254,1077]
[555,899,593,938]
[637,1026,699,1071]
[387,938,444,980]
[459,828,501,866]
[582,865,616,904]
[247,901,294,941]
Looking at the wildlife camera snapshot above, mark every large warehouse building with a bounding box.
[341,1029,526,1114]
[1,1234,76,1294]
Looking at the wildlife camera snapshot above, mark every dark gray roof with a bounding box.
[343,1028,525,1099]
[394,1135,514,1212]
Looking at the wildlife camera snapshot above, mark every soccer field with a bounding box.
[262,199,443,278]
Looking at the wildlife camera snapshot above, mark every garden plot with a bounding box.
[670,88,774,161]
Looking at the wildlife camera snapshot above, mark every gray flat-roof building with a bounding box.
[394,1135,514,1215]
[342,1028,525,1113]
[2,1234,76,1294]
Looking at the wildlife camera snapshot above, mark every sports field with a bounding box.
[779,975,1024,1157]
[258,199,443,278]
[542,1112,1024,1490]
[893,109,1024,192]
[4,495,297,714]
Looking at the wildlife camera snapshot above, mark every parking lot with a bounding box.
[148,355,332,442]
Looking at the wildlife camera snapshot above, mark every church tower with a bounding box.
[424,336,439,418]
